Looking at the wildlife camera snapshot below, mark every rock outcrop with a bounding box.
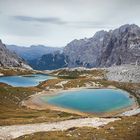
[64,24,140,68]
[106,64,140,83]
[0,39,32,69]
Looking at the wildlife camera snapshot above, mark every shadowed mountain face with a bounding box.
[0,40,31,69]
[29,51,67,70]
[64,24,140,68]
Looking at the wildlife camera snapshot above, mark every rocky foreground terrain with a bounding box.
[106,64,140,83]
[48,64,140,84]
[0,118,119,140]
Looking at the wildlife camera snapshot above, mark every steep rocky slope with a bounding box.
[64,24,140,68]
[0,40,31,69]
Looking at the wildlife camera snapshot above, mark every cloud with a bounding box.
[68,21,113,29]
[0,0,140,46]
[12,16,66,25]
[12,15,111,29]
[17,16,107,28]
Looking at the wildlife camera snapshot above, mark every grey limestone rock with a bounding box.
[0,39,32,69]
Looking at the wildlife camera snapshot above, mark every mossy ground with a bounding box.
[0,83,80,126]
[50,69,106,79]
[0,68,35,76]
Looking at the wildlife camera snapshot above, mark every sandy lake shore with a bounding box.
[22,87,139,117]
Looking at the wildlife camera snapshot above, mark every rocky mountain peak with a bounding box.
[92,30,108,39]
[0,39,32,69]
[64,24,140,68]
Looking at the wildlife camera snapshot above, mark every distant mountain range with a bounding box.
[6,45,63,61]
[4,24,140,70]
[0,40,31,69]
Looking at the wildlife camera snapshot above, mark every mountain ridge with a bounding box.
[5,24,140,70]
[64,24,140,68]
[6,44,63,61]
[0,40,32,69]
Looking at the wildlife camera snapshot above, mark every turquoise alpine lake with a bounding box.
[0,74,54,87]
[41,89,134,113]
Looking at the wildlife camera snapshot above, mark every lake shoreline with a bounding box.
[0,74,54,87]
[22,87,139,117]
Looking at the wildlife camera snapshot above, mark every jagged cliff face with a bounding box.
[64,24,140,68]
[64,31,110,68]
[99,24,140,67]
[0,40,32,69]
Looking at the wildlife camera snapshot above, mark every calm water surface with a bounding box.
[0,74,54,87]
[41,89,134,113]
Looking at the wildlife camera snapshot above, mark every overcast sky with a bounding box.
[0,0,140,47]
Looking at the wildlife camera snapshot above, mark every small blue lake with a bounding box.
[41,89,134,113]
[0,74,54,87]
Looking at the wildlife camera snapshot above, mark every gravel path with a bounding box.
[0,118,120,140]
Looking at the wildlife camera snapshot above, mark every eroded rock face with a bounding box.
[99,24,140,67]
[64,24,140,68]
[0,39,32,69]
[64,30,110,68]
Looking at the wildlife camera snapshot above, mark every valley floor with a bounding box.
[0,67,140,140]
